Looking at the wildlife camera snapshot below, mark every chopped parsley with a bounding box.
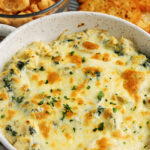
[64,96,69,100]
[113,107,117,113]
[86,85,91,89]
[61,104,72,120]
[97,91,104,101]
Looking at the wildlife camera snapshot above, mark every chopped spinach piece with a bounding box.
[93,128,98,132]
[86,85,91,90]
[66,39,74,42]
[39,66,45,71]
[29,126,36,135]
[72,85,77,90]
[64,96,69,100]
[16,96,24,103]
[73,127,76,132]
[54,61,59,65]
[95,71,101,78]
[98,122,104,131]
[17,61,25,70]
[49,98,57,107]
[6,125,12,131]
[82,57,86,63]
[97,106,105,116]
[38,101,44,105]
[3,77,12,92]
[1,114,5,119]
[45,80,48,84]
[12,130,17,136]
[70,51,75,56]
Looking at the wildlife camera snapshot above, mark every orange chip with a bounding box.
[136,12,150,33]
[138,0,150,12]
[38,0,55,10]
[79,0,141,24]
[0,0,30,13]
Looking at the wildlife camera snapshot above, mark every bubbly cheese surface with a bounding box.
[0,29,150,150]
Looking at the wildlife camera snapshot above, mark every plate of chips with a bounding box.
[69,0,150,33]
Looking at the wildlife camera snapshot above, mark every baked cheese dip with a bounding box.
[0,29,150,150]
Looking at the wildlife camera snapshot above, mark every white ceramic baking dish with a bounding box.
[0,11,150,150]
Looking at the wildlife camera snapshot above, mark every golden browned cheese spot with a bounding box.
[13,77,20,83]
[47,72,60,84]
[122,70,145,103]
[21,84,28,92]
[102,53,111,62]
[103,109,112,119]
[77,97,84,105]
[52,89,61,96]
[32,144,38,149]
[0,90,8,100]
[6,110,16,120]
[32,111,49,120]
[38,121,50,139]
[91,53,102,60]
[71,80,87,97]
[116,60,124,65]
[70,77,74,84]
[96,80,101,87]
[91,137,110,150]
[31,74,39,81]
[55,100,61,108]
[66,110,74,119]
[124,116,133,122]
[82,41,99,50]
[64,132,72,139]
[84,111,93,126]
[68,54,82,67]
[112,130,130,139]
[53,56,61,62]
[38,80,44,86]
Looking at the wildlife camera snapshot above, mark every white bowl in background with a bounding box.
[0,11,150,150]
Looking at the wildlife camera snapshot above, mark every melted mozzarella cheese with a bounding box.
[0,29,150,150]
